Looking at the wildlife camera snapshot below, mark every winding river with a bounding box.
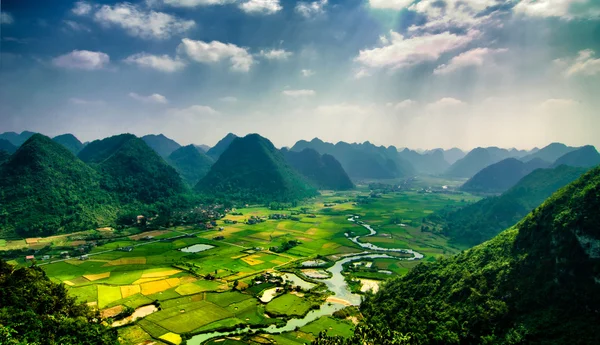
[187,216,423,344]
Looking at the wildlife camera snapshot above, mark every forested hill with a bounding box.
[551,145,600,168]
[79,134,187,204]
[206,133,238,160]
[317,166,600,345]
[460,157,550,194]
[282,148,354,190]
[0,134,117,238]
[0,139,17,154]
[0,260,119,344]
[0,131,36,147]
[434,165,588,246]
[196,134,318,202]
[141,134,181,158]
[167,144,214,187]
[52,133,85,155]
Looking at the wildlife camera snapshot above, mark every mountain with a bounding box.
[551,145,600,168]
[0,151,11,166]
[291,138,414,179]
[440,147,465,165]
[435,165,588,246]
[0,131,36,147]
[195,144,210,152]
[328,166,600,345]
[460,157,550,194]
[398,148,449,175]
[445,147,516,178]
[282,148,354,190]
[141,134,181,158]
[206,133,238,160]
[52,133,84,155]
[521,142,576,162]
[167,145,214,187]
[0,139,17,154]
[0,134,116,237]
[79,134,186,204]
[195,134,318,203]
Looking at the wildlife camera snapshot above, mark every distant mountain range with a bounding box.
[282,148,354,190]
[0,131,36,147]
[0,139,17,154]
[399,148,449,175]
[196,134,318,203]
[435,164,589,246]
[520,142,576,162]
[551,145,600,168]
[52,134,85,155]
[141,134,182,158]
[445,147,527,178]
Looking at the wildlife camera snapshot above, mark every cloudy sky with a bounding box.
[1,0,599,150]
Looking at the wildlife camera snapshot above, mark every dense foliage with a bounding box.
[167,144,214,186]
[0,260,119,344]
[141,134,182,158]
[433,165,587,246]
[551,145,600,168]
[291,138,414,179]
[460,158,549,194]
[319,166,600,345]
[206,133,238,160]
[196,134,318,202]
[0,151,10,166]
[52,134,84,155]
[79,134,187,204]
[0,139,17,154]
[0,134,117,238]
[282,148,354,190]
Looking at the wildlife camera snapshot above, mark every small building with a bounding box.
[137,215,145,224]
[60,251,69,257]
[42,255,50,260]
[118,246,134,252]
[79,254,89,261]
[25,255,35,261]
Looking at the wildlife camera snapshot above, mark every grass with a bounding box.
[97,285,122,308]
[300,316,355,338]
[265,294,317,317]
[148,300,233,334]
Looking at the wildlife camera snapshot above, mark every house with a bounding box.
[118,246,134,252]
[79,254,89,260]
[42,255,50,260]
[25,255,35,261]
[137,215,145,224]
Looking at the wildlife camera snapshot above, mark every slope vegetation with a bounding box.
[206,133,238,160]
[141,134,181,158]
[167,144,214,186]
[282,148,354,190]
[52,133,85,155]
[461,157,550,194]
[552,145,600,168]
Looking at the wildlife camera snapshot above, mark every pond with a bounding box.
[180,244,215,253]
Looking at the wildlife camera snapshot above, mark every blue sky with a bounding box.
[1,0,599,149]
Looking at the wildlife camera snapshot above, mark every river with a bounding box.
[187,216,423,344]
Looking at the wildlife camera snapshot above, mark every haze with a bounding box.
[1,0,599,150]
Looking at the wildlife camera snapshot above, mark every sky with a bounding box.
[1,0,599,150]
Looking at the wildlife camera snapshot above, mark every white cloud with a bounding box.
[259,49,293,60]
[160,0,235,7]
[239,0,282,15]
[557,50,600,77]
[295,0,327,18]
[129,92,169,104]
[434,47,507,75]
[391,99,416,109]
[168,105,219,118]
[53,50,110,70]
[124,53,186,72]
[282,89,316,97]
[63,20,91,32]
[69,98,105,105]
[301,69,315,77]
[72,1,93,16]
[368,0,413,10]
[514,0,591,19]
[408,0,497,32]
[353,68,372,79]
[94,3,195,39]
[219,96,238,103]
[538,98,578,109]
[355,30,478,71]
[1,11,14,25]
[177,38,255,72]
[426,97,467,111]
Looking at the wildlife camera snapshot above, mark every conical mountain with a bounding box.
[282,148,354,190]
[398,148,449,175]
[0,134,116,237]
[167,145,214,187]
[195,134,317,202]
[521,142,576,162]
[141,134,181,158]
[442,147,465,165]
[445,147,515,178]
[552,145,600,168]
[52,133,84,155]
[206,133,237,160]
[79,134,186,204]
[325,166,600,345]
[0,139,17,154]
[460,157,550,194]
[0,131,36,147]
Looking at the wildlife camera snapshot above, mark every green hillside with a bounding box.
[0,131,36,147]
[0,139,17,154]
[141,134,181,158]
[206,133,238,160]
[52,133,85,155]
[433,165,588,246]
[0,134,117,238]
[167,144,214,186]
[460,157,550,194]
[79,134,187,204]
[317,166,600,345]
[282,148,354,190]
[552,145,600,168]
[196,134,318,202]
[0,260,119,344]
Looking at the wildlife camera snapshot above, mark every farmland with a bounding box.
[3,179,479,344]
